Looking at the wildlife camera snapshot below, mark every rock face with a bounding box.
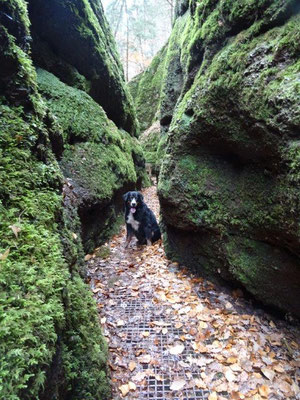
[129,46,168,174]
[0,0,143,399]
[158,0,300,316]
[28,0,137,134]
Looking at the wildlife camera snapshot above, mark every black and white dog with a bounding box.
[123,191,161,248]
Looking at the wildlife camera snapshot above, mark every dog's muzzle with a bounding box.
[130,200,137,213]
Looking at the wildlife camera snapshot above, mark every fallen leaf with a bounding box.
[100,317,106,324]
[138,354,151,364]
[225,369,236,382]
[129,361,136,371]
[9,225,21,238]
[84,254,93,261]
[170,378,186,391]
[0,248,10,261]
[162,328,168,334]
[142,331,150,337]
[258,385,270,398]
[117,320,125,326]
[261,367,275,381]
[169,344,185,355]
[128,381,136,391]
[208,392,218,400]
[194,378,206,389]
[132,371,146,382]
[119,384,130,397]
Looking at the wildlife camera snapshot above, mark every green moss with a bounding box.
[129,45,168,132]
[0,101,110,400]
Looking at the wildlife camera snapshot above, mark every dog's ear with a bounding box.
[138,192,144,202]
[123,192,129,202]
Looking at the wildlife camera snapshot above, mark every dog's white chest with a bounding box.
[127,212,140,231]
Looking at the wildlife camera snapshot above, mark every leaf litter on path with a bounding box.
[87,186,300,399]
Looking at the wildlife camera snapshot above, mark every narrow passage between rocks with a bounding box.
[87,187,300,400]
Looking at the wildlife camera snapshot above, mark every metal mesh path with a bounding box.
[87,187,300,400]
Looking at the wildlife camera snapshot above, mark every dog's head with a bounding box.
[123,191,144,214]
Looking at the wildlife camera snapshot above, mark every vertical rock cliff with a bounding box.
[0,0,144,398]
[131,0,300,316]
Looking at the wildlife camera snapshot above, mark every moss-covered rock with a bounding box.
[28,0,138,135]
[129,45,167,132]
[0,0,145,398]
[158,0,300,316]
[37,68,144,252]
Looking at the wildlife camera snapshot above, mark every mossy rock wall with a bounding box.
[28,0,138,135]
[158,0,300,316]
[0,0,145,398]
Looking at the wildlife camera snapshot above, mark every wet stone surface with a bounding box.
[87,187,300,400]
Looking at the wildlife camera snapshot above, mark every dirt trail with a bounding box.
[87,187,300,400]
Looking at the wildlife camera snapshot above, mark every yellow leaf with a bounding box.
[170,378,186,391]
[129,361,136,372]
[119,384,130,397]
[258,385,270,398]
[128,381,136,391]
[142,331,150,337]
[198,321,208,329]
[208,392,218,400]
[0,248,10,261]
[226,357,238,364]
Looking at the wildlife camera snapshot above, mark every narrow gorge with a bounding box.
[0,0,299,399]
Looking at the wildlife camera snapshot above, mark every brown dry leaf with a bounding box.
[170,378,186,391]
[119,384,130,397]
[92,288,101,293]
[84,254,93,261]
[9,224,21,238]
[261,367,275,381]
[0,248,10,261]
[138,354,151,364]
[194,378,206,389]
[175,322,183,329]
[128,361,136,372]
[192,342,208,353]
[208,392,218,400]
[169,344,185,355]
[258,385,270,398]
[226,357,238,364]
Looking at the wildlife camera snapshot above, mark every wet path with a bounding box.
[87,187,300,400]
